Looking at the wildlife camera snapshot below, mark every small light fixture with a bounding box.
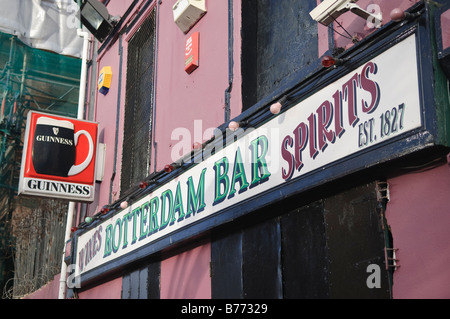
[164,164,174,173]
[85,216,94,224]
[71,227,78,233]
[164,163,182,173]
[192,142,202,150]
[321,55,346,68]
[100,205,109,215]
[78,0,118,42]
[270,96,288,115]
[270,102,282,115]
[228,121,249,131]
[139,181,148,189]
[228,121,240,131]
[120,200,129,209]
[390,8,419,22]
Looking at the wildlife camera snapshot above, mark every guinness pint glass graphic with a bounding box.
[32,117,94,177]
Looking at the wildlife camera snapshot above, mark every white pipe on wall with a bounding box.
[58,29,91,299]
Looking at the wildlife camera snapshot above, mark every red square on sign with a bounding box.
[185,32,199,74]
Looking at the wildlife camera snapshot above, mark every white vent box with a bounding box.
[173,0,207,33]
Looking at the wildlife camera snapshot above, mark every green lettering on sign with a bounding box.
[229,147,249,198]
[149,197,160,234]
[160,189,173,230]
[172,182,186,223]
[104,224,113,258]
[213,157,229,205]
[186,168,207,217]
[249,135,271,187]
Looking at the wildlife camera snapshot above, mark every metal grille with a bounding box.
[121,10,156,194]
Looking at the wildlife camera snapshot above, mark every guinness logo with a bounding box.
[53,127,59,135]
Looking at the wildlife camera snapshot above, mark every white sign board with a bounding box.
[75,34,422,278]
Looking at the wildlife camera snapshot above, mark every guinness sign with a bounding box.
[19,111,99,202]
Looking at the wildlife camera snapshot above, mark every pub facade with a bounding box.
[34,0,450,299]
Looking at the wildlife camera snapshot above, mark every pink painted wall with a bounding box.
[160,242,211,299]
[87,0,242,212]
[441,9,450,50]
[24,266,121,299]
[386,162,450,299]
[78,276,122,299]
[24,274,60,299]
[92,39,126,207]
[103,0,135,19]
[154,0,241,170]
